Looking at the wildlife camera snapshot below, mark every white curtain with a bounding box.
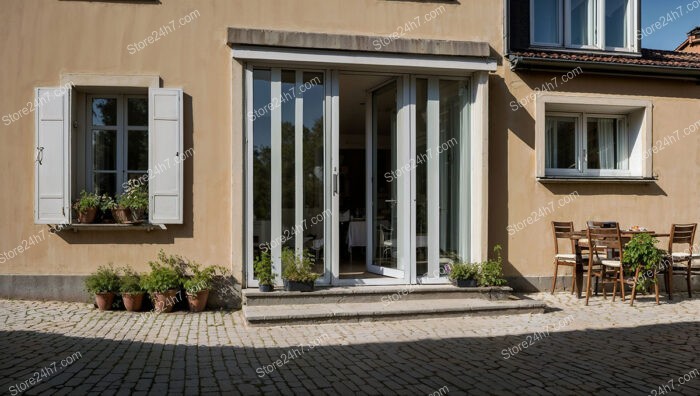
[616,119,629,170]
[546,118,556,168]
[597,118,615,169]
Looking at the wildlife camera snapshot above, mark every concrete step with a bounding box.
[243,297,547,325]
[243,285,513,306]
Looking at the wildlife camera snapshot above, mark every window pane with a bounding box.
[127,172,147,185]
[302,72,325,276]
[281,70,296,250]
[439,80,467,277]
[91,98,117,126]
[533,0,561,44]
[94,173,116,197]
[127,130,148,170]
[127,98,148,126]
[570,0,596,46]
[93,130,117,171]
[252,69,272,277]
[546,117,577,169]
[606,0,628,48]
[587,118,629,170]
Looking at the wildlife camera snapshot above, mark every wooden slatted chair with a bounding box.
[585,222,626,306]
[665,224,698,299]
[551,221,585,294]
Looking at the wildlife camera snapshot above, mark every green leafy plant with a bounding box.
[74,191,101,214]
[281,247,319,283]
[623,233,665,291]
[183,261,227,293]
[85,265,121,294]
[119,267,144,294]
[117,179,149,212]
[448,261,479,281]
[253,250,274,286]
[99,194,118,211]
[141,263,181,293]
[478,245,508,287]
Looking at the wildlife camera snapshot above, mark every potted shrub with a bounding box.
[85,265,121,311]
[478,245,508,287]
[183,262,227,312]
[120,266,145,312]
[100,194,131,224]
[119,179,148,222]
[448,261,479,287]
[623,233,664,292]
[253,250,274,292]
[281,247,319,292]
[73,190,101,224]
[141,261,182,313]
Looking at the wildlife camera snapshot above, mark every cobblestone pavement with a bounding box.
[0,293,698,395]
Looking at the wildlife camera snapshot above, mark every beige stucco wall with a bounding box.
[1,0,698,291]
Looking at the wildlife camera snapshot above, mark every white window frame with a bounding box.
[530,0,565,47]
[536,94,652,180]
[545,112,631,177]
[86,94,149,196]
[532,0,638,52]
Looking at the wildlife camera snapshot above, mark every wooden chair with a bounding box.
[585,222,626,306]
[551,221,585,294]
[665,224,698,299]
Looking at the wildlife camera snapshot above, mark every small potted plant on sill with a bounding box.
[119,179,148,223]
[183,262,227,312]
[448,261,479,287]
[141,261,182,313]
[119,266,145,312]
[253,250,274,292]
[74,190,101,224]
[478,245,508,287]
[99,195,131,224]
[281,247,319,292]
[85,265,121,311]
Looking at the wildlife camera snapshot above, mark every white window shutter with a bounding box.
[148,88,184,224]
[34,87,71,224]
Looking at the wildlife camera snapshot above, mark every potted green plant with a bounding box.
[253,250,274,292]
[141,261,182,313]
[623,233,664,292]
[478,245,508,287]
[281,247,319,292]
[119,266,145,312]
[99,194,131,224]
[84,265,121,311]
[73,190,101,224]
[183,262,227,312]
[448,261,479,287]
[119,179,148,222]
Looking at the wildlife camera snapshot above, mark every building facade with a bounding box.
[1,0,699,304]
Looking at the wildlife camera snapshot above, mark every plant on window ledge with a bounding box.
[100,194,131,224]
[73,191,101,224]
[85,265,121,311]
[118,179,149,223]
[281,247,319,292]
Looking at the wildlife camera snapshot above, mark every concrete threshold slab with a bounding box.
[244,298,547,326]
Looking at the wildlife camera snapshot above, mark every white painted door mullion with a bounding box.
[271,68,283,286]
[294,70,304,258]
[244,66,257,287]
[409,76,417,285]
[365,91,373,272]
[427,77,440,279]
[397,75,411,282]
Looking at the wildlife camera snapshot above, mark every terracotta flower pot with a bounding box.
[122,292,144,312]
[187,289,210,313]
[95,292,115,311]
[130,208,145,223]
[152,289,180,313]
[77,207,98,224]
[111,208,132,224]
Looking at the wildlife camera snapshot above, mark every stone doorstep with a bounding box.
[243,285,513,306]
[243,299,547,325]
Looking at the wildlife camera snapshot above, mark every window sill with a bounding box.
[52,223,167,232]
[537,176,656,184]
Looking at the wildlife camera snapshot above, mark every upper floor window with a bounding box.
[531,0,637,52]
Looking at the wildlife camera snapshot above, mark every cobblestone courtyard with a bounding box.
[0,293,698,395]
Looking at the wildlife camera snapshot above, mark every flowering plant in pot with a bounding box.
[183,262,228,312]
[141,260,182,313]
[253,250,274,292]
[85,265,121,311]
[448,261,479,287]
[119,266,145,312]
[281,247,319,292]
[99,195,131,224]
[73,190,101,224]
[119,179,148,223]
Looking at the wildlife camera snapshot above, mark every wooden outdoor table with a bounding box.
[566,230,669,299]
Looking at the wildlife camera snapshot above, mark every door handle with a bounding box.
[333,173,338,195]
